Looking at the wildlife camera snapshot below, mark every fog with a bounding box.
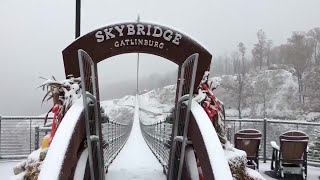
[98,53,178,100]
[0,0,320,115]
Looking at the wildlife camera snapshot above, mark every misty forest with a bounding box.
[210,27,320,120]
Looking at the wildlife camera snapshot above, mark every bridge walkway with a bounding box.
[105,99,166,180]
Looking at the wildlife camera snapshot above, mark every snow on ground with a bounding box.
[105,96,166,180]
[259,161,320,180]
[0,160,20,179]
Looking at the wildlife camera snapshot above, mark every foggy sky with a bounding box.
[1,0,320,115]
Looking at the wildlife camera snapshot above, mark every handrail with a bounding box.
[140,99,233,179]
[1,116,53,120]
[140,119,172,173]
[37,98,133,180]
[39,100,85,180]
[190,99,233,180]
[225,118,320,126]
[224,117,320,163]
[103,118,133,169]
[0,116,52,158]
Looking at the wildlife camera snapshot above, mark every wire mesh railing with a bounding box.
[168,53,199,180]
[0,116,52,158]
[224,118,320,163]
[103,120,133,171]
[139,119,172,174]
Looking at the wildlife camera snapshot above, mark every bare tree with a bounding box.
[235,42,247,119]
[225,55,229,74]
[210,56,225,76]
[265,40,273,67]
[238,42,246,75]
[304,66,320,111]
[231,51,240,74]
[307,27,320,65]
[251,47,258,69]
[286,31,313,103]
[254,72,270,118]
[252,29,267,70]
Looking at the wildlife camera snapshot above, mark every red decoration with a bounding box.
[50,104,62,143]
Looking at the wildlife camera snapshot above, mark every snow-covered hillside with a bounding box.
[102,68,320,122]
[101,85,175,125]
[212,68,320,121]
[105,68,319,121]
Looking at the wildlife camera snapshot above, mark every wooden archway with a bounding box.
[62,22,212,96]
[61,22,213,179]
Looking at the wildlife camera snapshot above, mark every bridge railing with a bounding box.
[139,120,172,173]
[103,119,133,170]
[37,98,133,179]
[0,115,52,159]
[140,99,233,180]
[225,118,320,163]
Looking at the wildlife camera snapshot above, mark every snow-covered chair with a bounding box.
[270,130,309,180]
[234,129,262,170]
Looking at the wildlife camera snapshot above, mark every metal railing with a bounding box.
[0,115,52,159]
[103,120,133,171]
[79,49,105,180]
[168,53,199,180]
[225,118,320,163]
[140,120,172,173]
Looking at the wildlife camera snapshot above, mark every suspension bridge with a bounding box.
[36,22,232,180]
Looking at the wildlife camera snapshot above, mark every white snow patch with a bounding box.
[38,99,84,180]
[73,148,88,180]
[224,148,246,161]
[246,168,266,180]
[190,100,233,180]
[0,161,21,179]
[105,95,166,180]
[270,141,279,151]
[12,171,26,180]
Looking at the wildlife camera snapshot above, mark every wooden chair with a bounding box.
[270,130,309,180]
[234,129,262,170]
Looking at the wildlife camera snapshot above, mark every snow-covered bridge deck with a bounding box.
[105,98,166,180]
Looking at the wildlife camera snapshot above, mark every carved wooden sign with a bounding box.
[95,23,183,49]
[62,22,212,87]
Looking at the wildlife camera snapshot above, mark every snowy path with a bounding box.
[105,96,166,180]
[0,160,20,178]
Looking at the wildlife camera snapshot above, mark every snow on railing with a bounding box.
[140,99,233,179]
[39,100,84,180]
[37,98,133,179]
[190,99,233,180]
[0,115,53,158]
[103,119,133,170]
[140,119,172,173]
[224,118,320,163]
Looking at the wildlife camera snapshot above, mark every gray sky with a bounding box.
[1,0,320,115]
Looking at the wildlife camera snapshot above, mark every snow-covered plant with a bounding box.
[194,71,231,149]
[39,76,82,125]
[12,76,83,180]
[13,148,48,180]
